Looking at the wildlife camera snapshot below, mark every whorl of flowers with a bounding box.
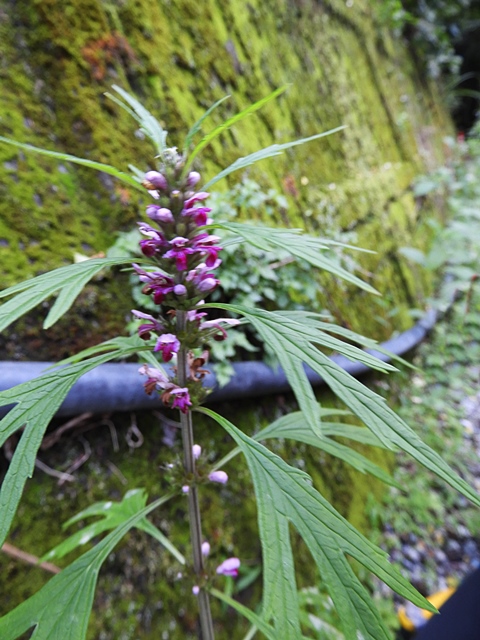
[135,150,238,411]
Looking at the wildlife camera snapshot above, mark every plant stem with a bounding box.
[177,310,215,640]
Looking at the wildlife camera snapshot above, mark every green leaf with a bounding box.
[183,95,231,152]
[0,492,175,640]
[0,346,143,547]
[211,223,378,294]
[0,136,144,193]
[186,86,289,169]
[41,488,185,565]
[256,412,399,488]
[0,257,135,331]
[203,126,346,190]
[200,408,434,640]
[108,85,168,155]
[206,304,480,509]
[210,588,278,640]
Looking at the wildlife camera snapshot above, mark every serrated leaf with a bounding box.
[200,408,434,640]
[210,588,278,640]
[203,126,346,190]
[186,86,289,169]
[0,136,144,192]
[109,85,168,155]
[256,412,398,487]
[183,95,231,152]
[206,304,480,508]
[212,223,378,294]
[41,489,185,565]
[0,492,175,640]
[0,346,143,547]
[0,257,135,331]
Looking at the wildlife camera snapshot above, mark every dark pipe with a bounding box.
[0,309,437,418]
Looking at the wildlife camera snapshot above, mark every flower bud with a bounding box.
[182,485,190,494]
[192,585,200,596]
[208,470,228,484]
[144,171,168,190]
[192,444,202,460]
[201,541,211,557]
[216,557,240,577]
[174,284,187,296]
[186,171,201,187]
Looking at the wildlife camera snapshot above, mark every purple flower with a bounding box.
[143,171,168,191]
[192,233,222,267]
[164,236,195,271]
[131,309,165,339]
[184,192,209,208]
[170,388,192,413]
[182,485,190,494]
[208,470,228,484]
[202,318,241,341]
[201,541,210,556]
[192,585,200,596]
[132,265,175,304]
[154,333,180,362]
[216,557,240,577]
[193,444,202,460]
[138,364,170,395]
[186,265,220,294]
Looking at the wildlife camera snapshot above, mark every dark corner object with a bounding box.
[0,310,437,419]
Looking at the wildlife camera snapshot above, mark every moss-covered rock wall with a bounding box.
[0,0,450,355]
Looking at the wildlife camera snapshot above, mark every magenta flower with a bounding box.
[208,470,228,484]
[170,387,192,413]
[186,265,219,294]
[184,191,209,208]
[192,233,222,267]
[154,333,180,361]
[132,265,175,304]
[216,557,240,577]
[164,236,195,270]
[138,364,170,395]
[131,310,164,339]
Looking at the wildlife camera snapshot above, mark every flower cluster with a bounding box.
[133,153,230,412]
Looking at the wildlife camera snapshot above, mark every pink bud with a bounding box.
[208,470,228,484]
[216,557,240,577]
[192,444,202,460]
[187,171,201,187]
[201,541,210,557]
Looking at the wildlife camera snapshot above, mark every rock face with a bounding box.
[0,0,450,358]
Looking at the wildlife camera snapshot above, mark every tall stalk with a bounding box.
[177,310,215,639]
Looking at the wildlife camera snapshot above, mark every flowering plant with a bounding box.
[0,86,479,639]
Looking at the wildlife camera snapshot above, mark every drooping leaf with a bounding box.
[186,86,289,168]
[200,408,434,640]
[0,345,144,547]
[0,137,144,193]
[256,411,398,488]
[41,488,185,565]
[210,588,278,640]
[108,85,168,155]
[0,492,175,640]
[0,257,135,331]
[206,304,480,508]
[203,126,346,189]
[183,95,231,152]
[211,222,378,294]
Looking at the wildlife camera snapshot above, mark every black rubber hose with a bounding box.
[0,309,437,418]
